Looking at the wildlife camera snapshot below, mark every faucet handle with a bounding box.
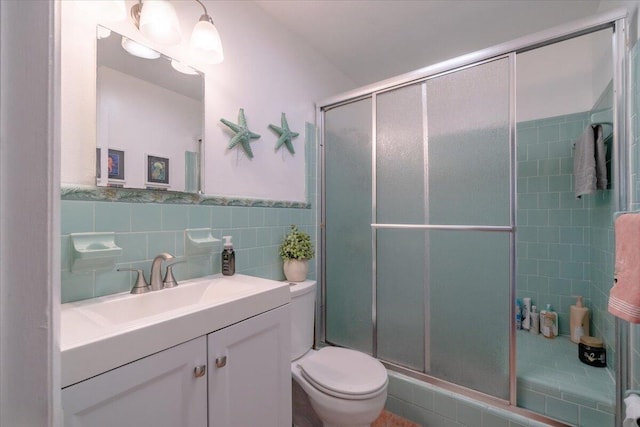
[163,261,186,289]
[117,268,150,294]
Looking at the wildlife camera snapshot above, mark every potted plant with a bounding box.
[279,225,314,282]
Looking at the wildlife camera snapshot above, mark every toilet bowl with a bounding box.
[289,281,388,427]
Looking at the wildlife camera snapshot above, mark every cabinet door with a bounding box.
[208,305,291,427]
[62,336,207,427]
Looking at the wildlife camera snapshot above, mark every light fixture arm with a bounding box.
[130,0,143,29]
[194,0,214,24]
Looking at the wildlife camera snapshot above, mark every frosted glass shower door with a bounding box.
[376,57,512,400]
[324,99,373,354]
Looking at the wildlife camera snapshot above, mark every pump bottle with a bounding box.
[570,296,589,344]
[222,235,235,276]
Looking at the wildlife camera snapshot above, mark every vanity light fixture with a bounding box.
[121,36,161,60]
[130,0,182,46]
[190,0,224,64]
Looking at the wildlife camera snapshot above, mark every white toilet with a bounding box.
[290,280,388,427]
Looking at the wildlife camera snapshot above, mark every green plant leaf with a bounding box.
[279,225,314,260]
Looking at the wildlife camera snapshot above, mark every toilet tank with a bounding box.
[289,280,316,361]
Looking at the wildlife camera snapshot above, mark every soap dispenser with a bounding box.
[222,235,235,276]
[570,296,589,343]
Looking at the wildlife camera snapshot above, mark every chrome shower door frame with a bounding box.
[317,7,628,423]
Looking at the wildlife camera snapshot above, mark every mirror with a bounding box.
[96,25,204,193]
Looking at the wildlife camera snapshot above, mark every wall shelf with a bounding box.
[70,232,122,273]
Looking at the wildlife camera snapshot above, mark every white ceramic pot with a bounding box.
[283,259,309,282]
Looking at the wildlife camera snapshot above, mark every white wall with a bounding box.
[61,0,355,202]
[1,1,60,426]
[97,66,202,191]
[517,30,612,122]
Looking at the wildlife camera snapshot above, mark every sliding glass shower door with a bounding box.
[324,56,513,400]
[324,98,373,354]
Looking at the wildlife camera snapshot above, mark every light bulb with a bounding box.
[171,59,198,75]
[190,18,224,65]
[97,26,112,40]
[139,0,181,45]
[121,37,161,59]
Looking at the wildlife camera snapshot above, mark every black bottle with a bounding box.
[222,235,235,276]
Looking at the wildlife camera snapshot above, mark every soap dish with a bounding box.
[185,228,220,255]
[70,232,122,272]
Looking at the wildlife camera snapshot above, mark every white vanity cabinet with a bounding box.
[62,336,208,427]
[208,304,291,427]
[62,305,291,427]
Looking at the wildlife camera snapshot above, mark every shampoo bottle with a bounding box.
[570,296,589,344]
[221,235,235,276]
[515,298,522,330]
[530,305,539,334]
[540,304,558,339]
[522,297,531,331]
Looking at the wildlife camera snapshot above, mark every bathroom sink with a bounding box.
[77,279,256,326]
[61,274,289,388]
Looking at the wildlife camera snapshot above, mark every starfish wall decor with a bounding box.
[269,112,299,154]
[220,108,261,159]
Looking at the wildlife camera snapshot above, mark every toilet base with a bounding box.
[305,388,386,427]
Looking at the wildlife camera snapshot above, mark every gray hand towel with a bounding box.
[594,124,608,190]
[573,126,596,198]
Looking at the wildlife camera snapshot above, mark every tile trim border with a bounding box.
[61,184,311,209]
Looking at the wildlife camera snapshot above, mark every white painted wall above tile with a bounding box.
[60,0,354,203]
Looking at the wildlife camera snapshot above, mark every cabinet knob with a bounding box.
[193,365,206,378]
[215,356,227,368]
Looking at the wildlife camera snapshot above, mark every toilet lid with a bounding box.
[298,347,387,400]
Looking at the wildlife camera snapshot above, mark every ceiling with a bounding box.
[253,0,607,87]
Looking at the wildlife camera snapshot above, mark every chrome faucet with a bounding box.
[149,252,174,291]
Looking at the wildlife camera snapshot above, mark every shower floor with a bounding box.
[516,330,615,426]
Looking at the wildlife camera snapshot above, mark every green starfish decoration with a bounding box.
[269,113,299,154]
[220,108,261,158]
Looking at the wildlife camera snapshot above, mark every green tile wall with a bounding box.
[516,109,617,425]
[385,372,552,427]
[61,201,316,303]
[516,109,615,365]
[517,112,593,336]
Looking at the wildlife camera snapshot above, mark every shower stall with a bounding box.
[318,10,627,426]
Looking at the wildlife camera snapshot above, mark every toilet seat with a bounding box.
[298,347,388,401]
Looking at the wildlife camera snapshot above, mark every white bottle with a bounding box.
[530,305,539,334]
[522,297,531,331]
[570,296,589,344]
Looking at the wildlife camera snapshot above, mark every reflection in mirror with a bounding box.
[96,25,204,193]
